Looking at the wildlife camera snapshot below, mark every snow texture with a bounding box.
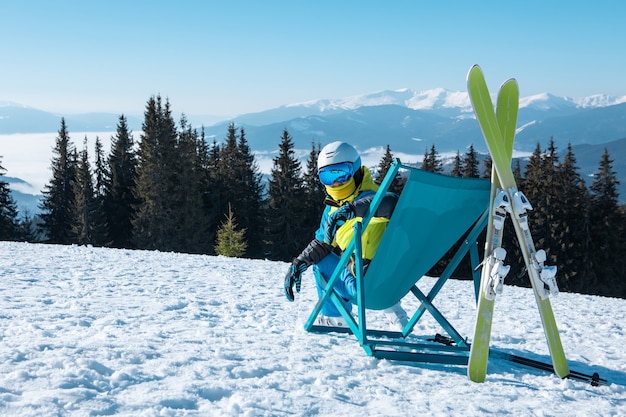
[0,241,624,416]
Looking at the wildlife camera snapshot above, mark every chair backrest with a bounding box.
[363,167,490,310]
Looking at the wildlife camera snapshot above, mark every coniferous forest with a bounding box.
[0,95,624,299]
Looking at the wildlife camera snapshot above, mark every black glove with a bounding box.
[284,261,308,301]
[323,202,356,244]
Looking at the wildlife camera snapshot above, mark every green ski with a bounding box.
[467,64,570,380]
[467,78,517,382]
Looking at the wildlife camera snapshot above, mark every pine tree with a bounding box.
[589,148,624,297]
[219,123,238,169]
[512,159,522,183]
[16,209,38,242]
[171,115,210,253]
[0,157,18,240]
[462,144,480,178]
[93,137,108,199]
[215,204,247,257]
[265,129,307,261]
[539,139,560,263]
[105,115,137,249]
[201,137,223,254]
[216,123,264,258]
[422,144,443,173]
[522,143,543,199]
[216,123,240,234]
[482,155,493,179]
[521,142,551,256]
[194,127,219,253]
[235,127,265,257]
[451,151,463,177]
[546,144,591,293]
[376,145,395,183]
[39,118,77,244]
[133,96,179,251]
[71,137,97,245]
[375,144,405,194]
[302,142,325,235]
[90,136,109,246]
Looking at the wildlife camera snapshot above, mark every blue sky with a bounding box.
[1,1,624,117]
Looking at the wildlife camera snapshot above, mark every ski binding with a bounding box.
[485,247,510,300]
[533,249,560,297]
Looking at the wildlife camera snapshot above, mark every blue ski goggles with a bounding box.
[318,162,355,186]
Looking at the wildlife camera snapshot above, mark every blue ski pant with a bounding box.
[313,252,356,317]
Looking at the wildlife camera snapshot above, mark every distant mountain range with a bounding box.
[201,89,626,154]
[0,101,145,134]
[2,88,626,208]
[1,176,42,216]
[2,89,626,152]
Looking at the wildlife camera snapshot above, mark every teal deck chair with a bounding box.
[305,159,491,365]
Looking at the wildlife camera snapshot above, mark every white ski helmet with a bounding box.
[317,141,361,170]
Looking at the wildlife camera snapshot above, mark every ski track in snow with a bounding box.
[0,241,625,416]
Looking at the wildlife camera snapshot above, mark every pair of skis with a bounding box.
[467,65,569,382]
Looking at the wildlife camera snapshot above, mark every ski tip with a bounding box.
[467,64,483,80]
[500,78,518,88]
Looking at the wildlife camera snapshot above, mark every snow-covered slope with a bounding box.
[0,241,624,416]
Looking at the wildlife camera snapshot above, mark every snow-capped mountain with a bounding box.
[288,87,472,113]
[519,93,578,111]
[574,93,626,108]
[289,88,626,115]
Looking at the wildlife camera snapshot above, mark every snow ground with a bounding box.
[0,241,624,416]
